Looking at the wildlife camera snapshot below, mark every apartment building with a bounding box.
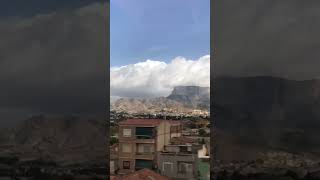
[117,119,182,174]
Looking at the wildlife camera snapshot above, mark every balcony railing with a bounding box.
[135,138,155,143]
[135,152,155,159]
[135,135,154,139]
[136,152,154,155]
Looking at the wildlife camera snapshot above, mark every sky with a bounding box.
[110,0,210,98]
[110,0,210,66]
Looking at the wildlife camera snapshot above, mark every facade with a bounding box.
[157,144,200,180]
[117,119,181,175]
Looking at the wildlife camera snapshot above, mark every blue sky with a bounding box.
[111,0,210,67]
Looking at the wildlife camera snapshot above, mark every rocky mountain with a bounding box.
[167,86,210,109]
[213,76,320,160]
[111,86,210,113]
[111,97,192,113]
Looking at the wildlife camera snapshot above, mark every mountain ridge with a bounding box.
[111,85,210,113]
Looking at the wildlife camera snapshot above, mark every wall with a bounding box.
[157,152,198,180]
[156,121,171,152]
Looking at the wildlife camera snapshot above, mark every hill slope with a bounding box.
[111,86,210,113]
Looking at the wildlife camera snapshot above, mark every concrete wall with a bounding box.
[157,152,198,180]
[156,121,171,152]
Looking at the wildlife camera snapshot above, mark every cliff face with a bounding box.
[167,86,210,109]
[111,97,190,113]
[111,86,210,113]
[213,76,320,160]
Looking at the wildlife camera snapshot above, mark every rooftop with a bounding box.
[119,119,162,126]
[119,119,182,126]
[170,136,196,145]
[169,120,182,125]
[112,168,170,180]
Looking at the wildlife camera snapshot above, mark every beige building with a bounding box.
[117,119,182,174]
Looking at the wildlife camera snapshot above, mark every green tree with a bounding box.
[199,128,207,136]
[110,137,118,145]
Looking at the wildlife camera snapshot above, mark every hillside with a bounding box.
[111,86,210,113]
[167,86,210,110]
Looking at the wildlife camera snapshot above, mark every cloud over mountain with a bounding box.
[111,55,210,97]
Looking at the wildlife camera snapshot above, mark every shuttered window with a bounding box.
[178,162,193,174]
[123,128,132,137]
[163,162,173,173]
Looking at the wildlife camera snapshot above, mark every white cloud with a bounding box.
[111,55,210,98]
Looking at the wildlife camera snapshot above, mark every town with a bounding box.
[110,110,210,180]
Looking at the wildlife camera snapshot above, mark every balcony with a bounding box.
[135,137,155,143]
[135,152,155,160]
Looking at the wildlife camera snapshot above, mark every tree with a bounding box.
[110,137,118,145]
[199,128,207,137]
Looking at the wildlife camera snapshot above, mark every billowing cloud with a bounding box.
[111,55,210,97]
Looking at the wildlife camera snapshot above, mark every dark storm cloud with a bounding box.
[214,0,320,80]
[0,3,108,123]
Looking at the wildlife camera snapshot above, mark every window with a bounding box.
[123,161,130,169]
[122,143,132,153]
[162,162,173,173]
[178,162,193,174]
[137,144,153,154]
[136,127,154,139]
[135,159,153,170]
[180,146,188,152]
[123,129,132,137]
[144,145,151,153]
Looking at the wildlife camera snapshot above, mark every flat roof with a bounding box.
[119,119,182,126]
